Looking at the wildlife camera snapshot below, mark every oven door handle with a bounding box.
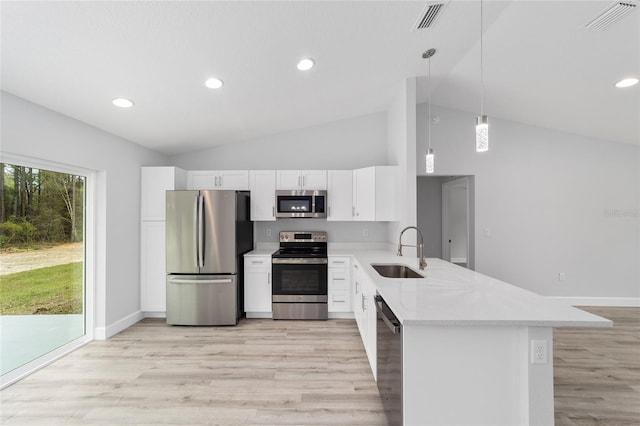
[272,258,328,265]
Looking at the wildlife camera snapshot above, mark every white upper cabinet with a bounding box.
[327,170,353,221]
[187,170,249,190]
[276,170,327,190]
[249,170,276,221]
[352,166,398,222]
[141,166,187,221]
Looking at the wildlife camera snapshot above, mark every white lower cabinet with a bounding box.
[328,256,351,312]
[140,221,166,313]
[244,255,272,316]
[352,260,376,377]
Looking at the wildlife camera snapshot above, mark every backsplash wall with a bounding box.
[254,220,389,243]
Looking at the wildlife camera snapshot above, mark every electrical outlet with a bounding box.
[558,272,565,282]
[363,228,369,237]
[531,340,548,364]
[484,228,491,237]
[266,228,271,237]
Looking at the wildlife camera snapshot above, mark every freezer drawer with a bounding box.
[166,275,237,325]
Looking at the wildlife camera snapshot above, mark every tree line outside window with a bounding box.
[0,163,84,248]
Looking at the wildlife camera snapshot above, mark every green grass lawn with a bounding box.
[0,262,83,315]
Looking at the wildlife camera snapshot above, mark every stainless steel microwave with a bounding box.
[275,190,327,218]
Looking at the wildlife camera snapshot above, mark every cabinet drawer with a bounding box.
[245,257,271,268]
[328,290,350,312]
[329,272,349,289]
[328,257,350,267]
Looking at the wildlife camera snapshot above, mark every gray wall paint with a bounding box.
[417,177,443,258]
[171,110,392,243]
[255,220,388,244]
[416,103,640,298]
[1,91,167,328]
[170,111,389,170]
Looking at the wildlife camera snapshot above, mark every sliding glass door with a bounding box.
[0,161,87,377]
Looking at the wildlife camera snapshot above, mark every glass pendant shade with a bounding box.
[426,148,435,174]
[476,115,489,152]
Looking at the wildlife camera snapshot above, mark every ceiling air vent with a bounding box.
[412,2,448,31]
[585,1,637,31]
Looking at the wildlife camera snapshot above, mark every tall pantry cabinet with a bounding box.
[140,167,187,315]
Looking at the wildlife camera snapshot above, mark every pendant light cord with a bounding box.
[428,57,432,150]
[480,0,484,115]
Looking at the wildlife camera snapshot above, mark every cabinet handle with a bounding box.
[272,206,275,216]
[251,260,264,264]
[352,206,355,216]
[303,175,306,187]
[298,176,301,187]
[267,272,271,285]
[219,176,223,187]
[355,281,360,293]
[362,294,366,311]
[332,261,345,264]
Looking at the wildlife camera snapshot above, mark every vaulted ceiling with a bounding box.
[2,1,638,155]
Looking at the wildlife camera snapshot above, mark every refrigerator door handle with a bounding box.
[193,194,200,268]
[197,194,205,268]
[169,278,233,285]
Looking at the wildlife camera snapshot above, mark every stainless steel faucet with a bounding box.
[397,226,427,270]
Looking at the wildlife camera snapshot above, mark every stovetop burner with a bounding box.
[273,231,328,259]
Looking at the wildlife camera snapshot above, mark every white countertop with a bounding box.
[244,246,611,328]
[352,250,612,328]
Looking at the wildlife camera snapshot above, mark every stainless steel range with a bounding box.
[271,231,328,320]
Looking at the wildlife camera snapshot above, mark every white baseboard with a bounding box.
[549,297,640,307]
[245,312,272,319]
[143,312,166,318]
[94,310,144,340]
[329,312,355,319]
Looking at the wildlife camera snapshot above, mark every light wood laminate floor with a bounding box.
[1,307,638,425]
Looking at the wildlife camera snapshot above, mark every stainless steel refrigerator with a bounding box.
[165,190,253,325]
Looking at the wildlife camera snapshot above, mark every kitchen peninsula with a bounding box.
[245,247,612,426]
[352,251,611,426]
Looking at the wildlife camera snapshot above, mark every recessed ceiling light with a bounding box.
[205,77,224,89]
[615,77,639,88]
[112,98,134,108]
[297,58,315,71]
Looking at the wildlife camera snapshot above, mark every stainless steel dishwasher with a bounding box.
[376,294,402,425]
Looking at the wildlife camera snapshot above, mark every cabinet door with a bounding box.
[141,221,166,312]
[353,167,376,221]
[141,167,182,221]
[276,170,302,190]
[249,170,276,221]
[327,170,353,221]
[219,171,249,190]
[301,170,327,190]
[187,171,218,190]
[244,257,272,313]
[364,282,377,377]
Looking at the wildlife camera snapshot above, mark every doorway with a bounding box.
[417,175,475,270]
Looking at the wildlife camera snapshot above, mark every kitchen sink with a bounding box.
[371,263,423,279]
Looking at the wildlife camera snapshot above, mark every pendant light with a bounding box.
[476,0,489,152]
[423,48,436,174]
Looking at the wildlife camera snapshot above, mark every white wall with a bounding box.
[416,103,640,298]
[1,91,167,331]
[387,78,418,253]
[170,111,388,170]
[171,110,391,243]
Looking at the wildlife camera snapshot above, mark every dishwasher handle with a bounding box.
[375,295,401,334]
